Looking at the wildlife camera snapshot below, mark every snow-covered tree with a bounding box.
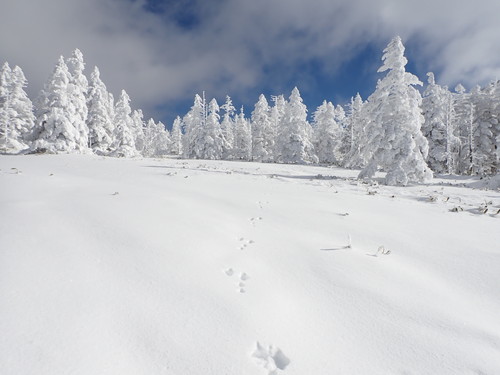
[421,73,460,174]
[130,109,146,154]
[183,94,205,159]
[468,82,498,175]
[358,36,432,185]
[32,56,88,153]
[87,66,114,154]
[312,100,341,164]
[233,106,252,160]
[143,119,170,157]
[110,90,138,157]
[0,62,13,153]
[275,87,317,164]
[454,84,476,175]
[220,95,235,159]
[341,93,365,167]
[0,63,34,153]
[66,49,89,151]
[251,94,274,162]
[170,116,183,156]
[201,98,225,160]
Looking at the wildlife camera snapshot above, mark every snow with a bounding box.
[1,154,500,374]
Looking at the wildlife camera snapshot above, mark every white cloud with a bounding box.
[1,0,500,121]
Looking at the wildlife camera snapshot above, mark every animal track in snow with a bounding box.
[249,217,263,226]
[224,268,250,293]
[238,237,255,250]
[252,342,290,375]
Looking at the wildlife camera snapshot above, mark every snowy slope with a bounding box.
[1,154,500,375]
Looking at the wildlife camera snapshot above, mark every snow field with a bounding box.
[1,155,500,374]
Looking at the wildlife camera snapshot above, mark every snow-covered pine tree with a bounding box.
[87,66,114,154]
[183,94,205,159]
[143,118,157,157]
[251,94,274,162]
[454,84,476,175]
[0,62,14,153]
[312,100,341,164]
[66,49,90,152]
[143,119,170,157]
[32,56,86,153]
[470,81,498,175]
[275,87,317,164]
[170,116,183,156]
[202,98,224,160]
[421,73,460,174]
[233,106,252,160]
[269,95,286,161]
[341,93,365,168]
[130,109,146,154]
[358,36,432,185]
[155,121,171,156]
[0,63,34,153]
[220,95,235,159]
[110,90,138,157]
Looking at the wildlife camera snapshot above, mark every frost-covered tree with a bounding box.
[32,56,88,153]
[358,36,432,185]
[454,84,477,175]
[269,94,286,161]
[251,94,275,162]
[170,116,183,156]
[233,106,252,160]
[183,94,205,159]
[110,90,138,157]
[275,87,317,164]
[66,49,89,151]
[130,109,146,154]
[0,62,13,153]
[469,81,499,175]
[0,63,34,153]
[143,119,170,157]
[87,66,114,154]
[202,98,225,160]
[341,93,365,167]
[312,100,341,164]
[421,73,460,174]
[220,95,235,159]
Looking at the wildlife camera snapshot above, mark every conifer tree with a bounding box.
[110,90,138,157]
[220,95,235,159]
[170,116,183,156]
[341,93,365,167]
[358,36,432,185]
[202,98,224,160]
[32,56,86,153]
[421,73,460,174]
[87,66,114,154]
[1,63,35,153]
[312,100,340,164]
[183,94,205,159]
[275,87,317,164]
[66,49,89,151]
[130,109,146,154]
[233,106,252,160]
[251,94,274,162]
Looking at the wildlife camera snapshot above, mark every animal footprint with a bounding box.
[238,238,255,250]
[252,342,290,375]
[249,217,263,226]
[224,268,250,293]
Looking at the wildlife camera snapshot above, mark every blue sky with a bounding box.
[1,0,500,127]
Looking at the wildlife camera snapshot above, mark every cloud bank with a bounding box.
[1,0,499,122]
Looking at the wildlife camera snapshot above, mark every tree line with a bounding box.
[1,37,499,185]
